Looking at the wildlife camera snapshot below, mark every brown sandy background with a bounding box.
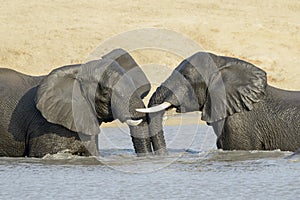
[1,0,299,127]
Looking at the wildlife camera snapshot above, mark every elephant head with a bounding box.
[35,49,153,156]
[138,52,267,154]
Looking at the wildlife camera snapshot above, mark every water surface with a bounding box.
[1,125,299,200]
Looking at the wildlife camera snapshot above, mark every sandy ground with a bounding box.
[0,0,299,127]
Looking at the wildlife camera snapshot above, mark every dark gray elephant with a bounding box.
[0,49,153,157]
[138,52,300,153]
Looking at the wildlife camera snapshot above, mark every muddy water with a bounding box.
[0,124,299,200]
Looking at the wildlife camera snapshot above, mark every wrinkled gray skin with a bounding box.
[0,49,153,157]
[148,52,300,153]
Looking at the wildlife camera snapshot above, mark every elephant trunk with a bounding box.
[119,92,153,156]
[129,121,152,156]
[147,85,176,155]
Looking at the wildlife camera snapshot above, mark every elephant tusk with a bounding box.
[136,102,172,113]
[125,119,143,126]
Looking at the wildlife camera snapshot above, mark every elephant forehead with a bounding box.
[162,71,196,100]
[176,52,219,84]
[111,73,136,94]
[188,52,219,70]
[79,60,123,83]
[102,48,139,71]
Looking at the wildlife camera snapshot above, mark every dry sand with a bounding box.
[0,0,299,127]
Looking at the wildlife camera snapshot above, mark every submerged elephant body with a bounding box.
[0,69,44,156]
[0,68,88,157]
[214,85,300,151]
[143,52,300,152]
[0,49,152,157]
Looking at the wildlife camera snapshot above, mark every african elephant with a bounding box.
[0,49,153,157]
[138,52,300,153]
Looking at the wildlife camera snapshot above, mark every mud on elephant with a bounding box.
[139,52,300,154]
[0,49,153,157]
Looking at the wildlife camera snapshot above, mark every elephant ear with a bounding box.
[35,64,100,136]
[202,60,267,123]
[102,48,151,98]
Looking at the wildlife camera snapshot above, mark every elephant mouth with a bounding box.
[117,116,144,126]
[125,119,143,126]
[136,101,199,114]
[96,110,143,126]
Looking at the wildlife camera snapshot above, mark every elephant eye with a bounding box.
[95,85,111,103]
[102,90,110,98]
